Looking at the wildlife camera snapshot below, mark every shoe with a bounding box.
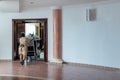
[20,60,24,65]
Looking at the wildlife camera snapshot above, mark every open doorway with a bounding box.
[12,18,48,62]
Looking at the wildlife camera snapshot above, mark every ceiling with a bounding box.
[0,0,119,12]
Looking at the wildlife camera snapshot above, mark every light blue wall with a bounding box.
[0,7,53,60]
[0,2,120,68]
[62,2,120,68]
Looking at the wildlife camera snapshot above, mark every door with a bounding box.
[12,19,48,62]
[13,21,25,60]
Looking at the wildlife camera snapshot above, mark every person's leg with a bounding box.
[19,47,23,63]
[21,47,27,65]
[19,54,23,62]
[23,47,27,60]
[20,54,24,65]
[23,54,26,61]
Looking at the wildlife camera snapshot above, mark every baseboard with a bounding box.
[0,59,12,62]
[63,62,120,72]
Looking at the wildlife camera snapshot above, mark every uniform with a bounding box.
[18,37,30,64]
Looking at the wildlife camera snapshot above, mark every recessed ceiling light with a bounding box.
[30,1,34,4]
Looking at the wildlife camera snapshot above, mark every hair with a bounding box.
[21,32,25,37]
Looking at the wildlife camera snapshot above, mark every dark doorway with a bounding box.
[12,18,48,62]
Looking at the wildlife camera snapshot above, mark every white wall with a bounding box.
[62,2,120,68]
[1,2,120,68]
[0,7,53,60]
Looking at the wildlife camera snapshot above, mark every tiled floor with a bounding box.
[0,60,120,80]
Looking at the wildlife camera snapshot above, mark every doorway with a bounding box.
[12,18,48,62]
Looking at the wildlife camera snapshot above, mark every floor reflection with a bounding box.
[0,74,46,80]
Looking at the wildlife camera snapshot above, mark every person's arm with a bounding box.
[26,38,30,44]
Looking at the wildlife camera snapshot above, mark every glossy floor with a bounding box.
[0,61,120,80]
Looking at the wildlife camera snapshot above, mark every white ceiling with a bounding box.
[0,0,119,12]
[0,0,19,12]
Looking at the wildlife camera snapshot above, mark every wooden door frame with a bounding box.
[12,18,48,62]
